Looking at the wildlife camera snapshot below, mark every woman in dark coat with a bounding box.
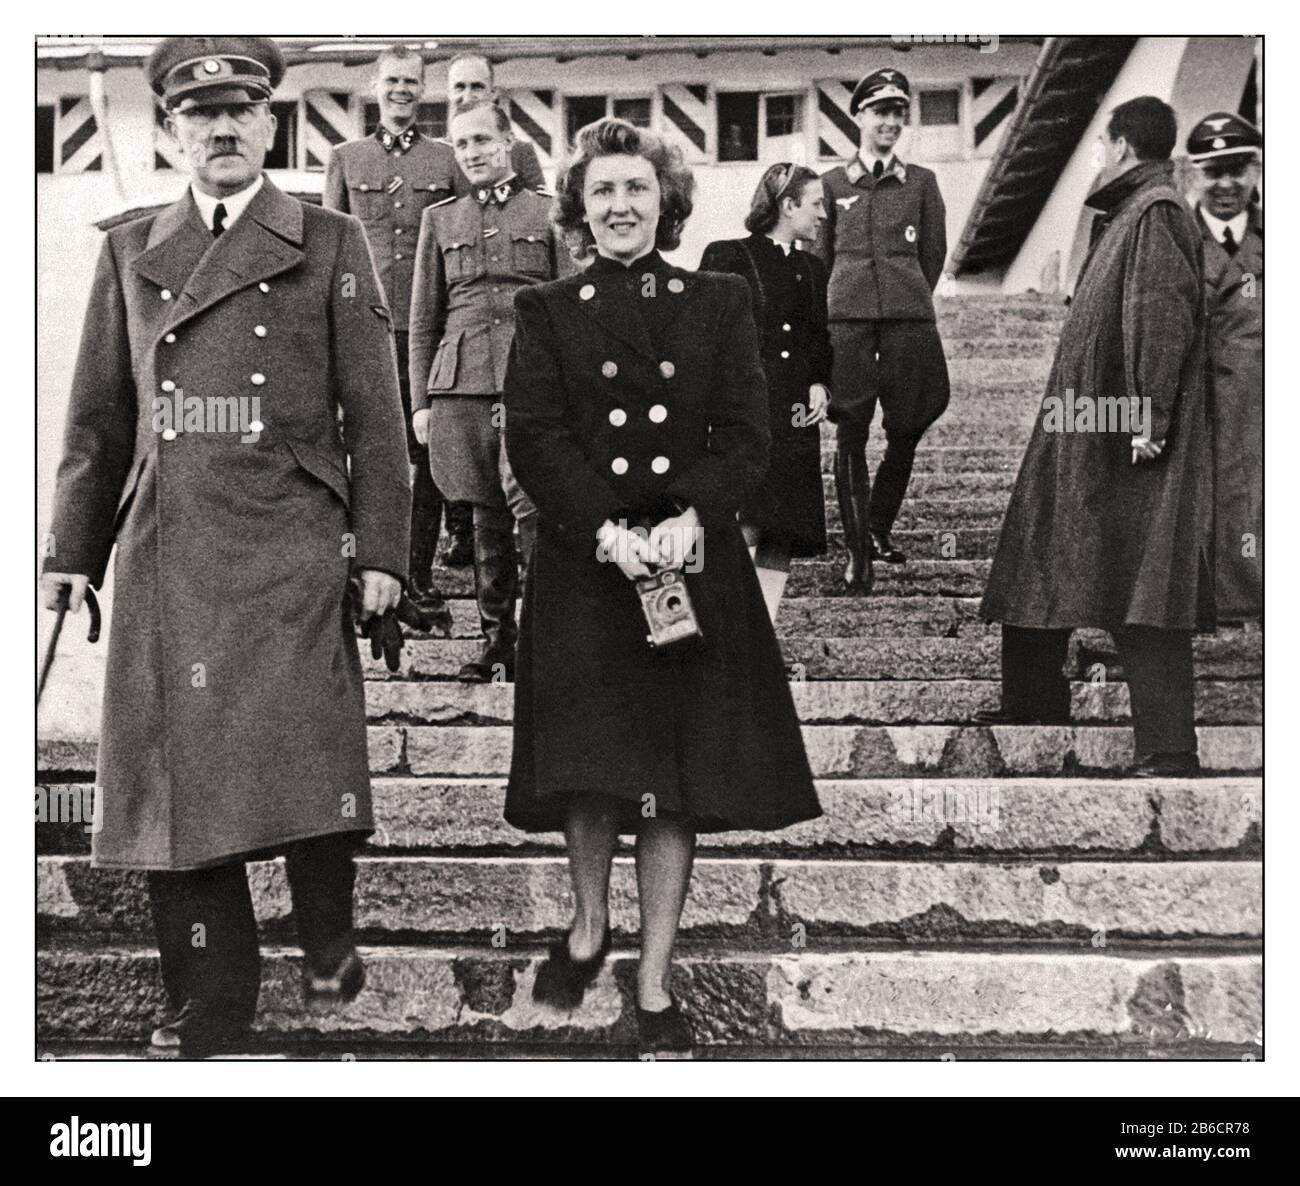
[700,164,832,621]
[502,119,820,1054]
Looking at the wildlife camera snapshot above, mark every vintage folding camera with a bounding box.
[635,567,703,649]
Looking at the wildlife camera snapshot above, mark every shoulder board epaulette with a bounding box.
[434,137,453,147]
[430,195,458,208]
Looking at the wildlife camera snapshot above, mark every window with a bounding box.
[264,101,299,170]
[36,105,54,174]
[566,95,652,148]
[716,92,759,161]
[717,92,806,163]
[919,90,960,127]
[913,88,963,159]
[363,101,447,141]
[765,94,801,139]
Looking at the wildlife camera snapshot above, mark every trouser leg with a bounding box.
[870,321,951,536]
[283,832,364,977]
[395,330,444,589]
[1000,625,1072,721]
[147,859,260,1025]
[1115,626,1197,759]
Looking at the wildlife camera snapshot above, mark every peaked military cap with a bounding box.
[1186,111,1262,162]
[850,68,911,115]
[146,36,286,111]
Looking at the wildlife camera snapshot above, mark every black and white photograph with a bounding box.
[23,16,1281,1130]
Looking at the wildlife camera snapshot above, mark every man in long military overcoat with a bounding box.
[1186,112,1263,623]
[324,44,472,592]
[40,37,411,1056]
[979,96,1213,778]
[409,99,565,682]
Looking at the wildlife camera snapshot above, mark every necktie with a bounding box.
[1221,226,1238,257]
[212,202,227,238]
[872,159,884,180]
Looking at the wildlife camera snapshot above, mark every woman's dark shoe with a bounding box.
[148,1000,250,1060]
[303,950,366,1013]
[636,998,694,1056]
[532,927,612,1009]
[869,530,908,564]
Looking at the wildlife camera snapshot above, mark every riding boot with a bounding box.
[459,524,519,683]
[442,502,475,567]
[833,441,874,596]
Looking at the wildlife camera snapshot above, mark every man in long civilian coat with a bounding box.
[1186,112,1263,623]
[978,96,1213,778]
[39,37,411,1057]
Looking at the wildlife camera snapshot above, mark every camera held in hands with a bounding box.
[636,567,702,649]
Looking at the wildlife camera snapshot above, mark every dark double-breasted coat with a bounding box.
[1198,204,1263,621]
[699,234,831,556]
[981,161,1214,632]
[42,177,411,870]
[501,251,821,833]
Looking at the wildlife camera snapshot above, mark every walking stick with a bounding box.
[37,585,101,705]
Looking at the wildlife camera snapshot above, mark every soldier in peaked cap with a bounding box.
[814,67,950,594]
[408,98,568,683]
[1186,111,1263,622]
[325,44,475,592]
[40,36,411,1056]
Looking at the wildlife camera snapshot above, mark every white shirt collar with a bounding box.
[1199,205,1249,246]
[765,234,793,256]
[191,175,264,233]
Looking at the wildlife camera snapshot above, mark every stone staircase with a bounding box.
[36,295,1263,1058]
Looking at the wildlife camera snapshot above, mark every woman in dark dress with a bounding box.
[502,120,821,1054]
[700,165,832,622]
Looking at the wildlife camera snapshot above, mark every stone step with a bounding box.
[34,777,1264,856]
[826,490,1010,529]
[939,357,1054,385]
[942,338,1055,361]
[815,442,1024,475]
[423,558,1001,598]
[35,947,1262,1048]
[362,678,1258,725]
[38,854,1262,940]
[36,724,1263,781]
[936,295,1069,335]
[361,632,1261,683]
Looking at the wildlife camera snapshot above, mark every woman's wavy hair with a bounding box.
[744,163,821,234]
[553,118,695,259]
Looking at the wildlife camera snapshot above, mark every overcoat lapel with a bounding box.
[132,177,306,338]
